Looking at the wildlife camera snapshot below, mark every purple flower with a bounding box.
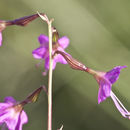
[32,34,69,71]
[87,66,126,104]
[110,91,130,119]
[0,96,28,130]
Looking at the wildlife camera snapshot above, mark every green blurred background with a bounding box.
[0,0,130,129]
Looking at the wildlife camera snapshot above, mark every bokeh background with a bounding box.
[0,0,130,130]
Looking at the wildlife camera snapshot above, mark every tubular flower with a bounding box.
[0,96,28,130]
[53,52,127,105]
[32,33,69,71]
[110,91,130,119]
[87,66,127,104]
[0,13,46,46]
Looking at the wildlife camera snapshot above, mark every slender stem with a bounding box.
[48,19,53,130]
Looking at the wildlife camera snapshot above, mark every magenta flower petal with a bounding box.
[32,47,48,59]
[20,111,28,125]
[0,97,28,130]
[4,96,16,104]
[0,103,10,110]
[5,113,20,130]
[33,34,70,71]
[98,80,111,104]
[105,66,127,84]
[15,111,28,130]
[0,32,2,46]
[44,57,56,70]
[58,36,69,49]
[38,34,49,46]
[54,54,67,64]
[44,57,49,70]
[92,65,127,103]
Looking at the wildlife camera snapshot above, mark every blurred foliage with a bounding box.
[0,0,130,130]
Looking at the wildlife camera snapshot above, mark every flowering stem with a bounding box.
[47,19,53,130]
[37,12,53,130]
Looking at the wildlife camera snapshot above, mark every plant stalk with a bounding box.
[47,19,53,130]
